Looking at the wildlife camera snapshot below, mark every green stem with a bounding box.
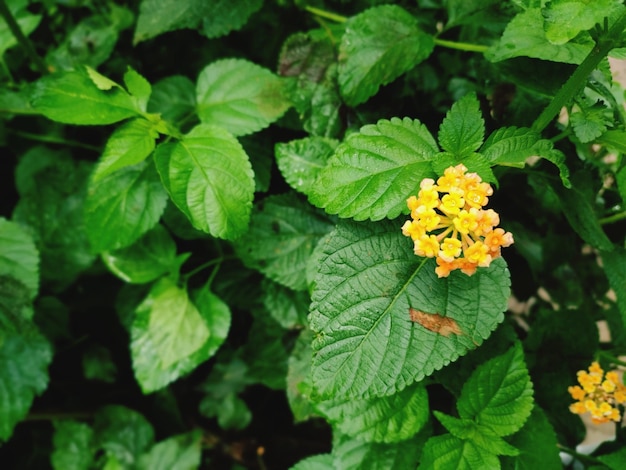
[557,444,604,466]
[304,5,347,23]
[599,210,626,225]
[182,255,236,282]
[433,38,488,53]
[0,0,48,75]
[532,12,626,133]
[598,351,626,368]
[6,129,100,151]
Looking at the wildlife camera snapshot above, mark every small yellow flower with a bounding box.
[568,362,626,425]
[439,237,463,263]
[414,234,440,258]
[440,189,465,215]
[415,207,441,231]
[402,220,425,241]
[453,209,479,235]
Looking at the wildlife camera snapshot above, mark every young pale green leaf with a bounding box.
[457,343,533,437]
[0,327,52,441]
[310,220,510,399]
[316,382,429,443]
[84,160,168,253]
[419,434,500,470]
[148,75,197,126]
[438,93,485,159]
[131,280,230,393]
[12,148,95,290]
[124,68,152,112]
[601,246,626,324]
[569,105,612,143]
[137,430,202,470]
[262,279,310,329]
[92,118,159,182]
[93,405,155,468]
[309,117,438,221]
[0,218,39,299]
[196,58,290,136]
[332,429,425,470]
[275,137,338,196]
[291,454,334,470]
[31,69,139,125]
[549,176,613,251]
[51,421,94,470]
[542,0,624,45]
[234,192,335,291]
[154,124,254,240]
[502,407,562,470]
[338,5,434,106]
[102,224,178,284]
[486,8,592,64]
[433,413,519,456]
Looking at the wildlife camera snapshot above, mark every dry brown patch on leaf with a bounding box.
[409,307,463,337]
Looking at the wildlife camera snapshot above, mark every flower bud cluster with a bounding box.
[568,361,626,424]
[402,164,514,277]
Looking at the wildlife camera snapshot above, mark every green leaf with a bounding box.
[317,382,429,443]
[262,279,310,329]
[310,220,510,399]
[199,358,251,423]
[93,405,155,467]
[92,118,159,182]
[85,160,168,253]
[569,103,613,143]
[549,174,612,251]
[13,147,95,289]
[215,393,252,430]
[196,58,290,136]
[599,448,626,470]
[275,137,338,196]
[137,430,202,470]
[234,192,335,291]
[502,407,562,470]
[438,93,485,159]
[597,129,626,154]
[542,0,624,45]
[0,326,52,441]
[82,344,117,383]
[131,280,230,393]
[0,218,38,299]
[602,246,626,327]
[102,224,178,284]
[0,1,41,57]
[290,454,334,470]
[309,117,438,221]
[332,430,425,470]
[338,5,435,106]
[486,8,593,64]
[482,126,550,166]
[198,0,263,39]
[154,124,254,240]
[148,75,197,126]
[124,68,152,112]
[419,434,500,470]
[31,69,139,125]
[457,343,533,437]
[287,329,318,423]
[433,413,519,456]
[51,421,94,470]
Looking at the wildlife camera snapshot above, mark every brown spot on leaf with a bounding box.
[409,308,463,337]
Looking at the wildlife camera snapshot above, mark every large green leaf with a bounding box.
[84,160,168,253]
[542,0,624,45]
[154,124,254,240]
[196,59,290,136]
[486,8,593,64]
[51,421,94,470]
[419,434,500,470]
[457,343,534,437]
[148,75,197,126]
[287,329,318,423]
[309,117,438,221]
[316,382,429,443]
[92,118,159,182]
[438,93,485,159]
[0,218,39,299]
[338,5,434,106]
[0,326,52,441]
[131,279,230,393]
[137,431,202,470]
[310,220,510,399]
[31,69,139,125]
[234,192,335,291]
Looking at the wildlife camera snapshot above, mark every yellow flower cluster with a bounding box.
[401,164,514,277]
[568,362,626,424]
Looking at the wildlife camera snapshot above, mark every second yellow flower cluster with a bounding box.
[402,164,513,277]
[569,361,626,424]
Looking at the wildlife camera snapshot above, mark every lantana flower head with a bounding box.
[401,164,513,277]
[568,361,626,424]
